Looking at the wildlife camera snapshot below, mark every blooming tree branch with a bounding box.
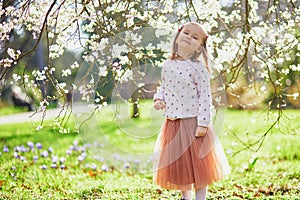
[0,0,299,153]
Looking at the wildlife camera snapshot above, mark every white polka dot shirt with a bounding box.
[154,59,212,127]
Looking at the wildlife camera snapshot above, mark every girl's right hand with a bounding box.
[154,99,166,110]
[195,126,208,137]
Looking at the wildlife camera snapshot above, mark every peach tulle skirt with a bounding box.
[153,117,230,190]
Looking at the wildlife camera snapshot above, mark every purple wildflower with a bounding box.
[20,156,26,161]
[59,157,66,164]
[60,164,66,170]
[70,145,78,152]
[41,150,48,158]
[23,147,29,153]
[33,155,38,162]
[14,152,19,159]
[134,160,140,165]
[36,142,42,149]
[14,146,20,152]
[101,164,108,172]
[48,147,54,153]
[13,146,20,152]
[66,149,72,155]
[77,154,85,162]
[11,166,16,171]
[78,146,86,153]
[124,162,130,169]
[40,165,47,170]
[15,145,28,153]
[11,173,16,179]
[91,163,97,170]
[27,141,34,148]
[51,164,57,169]
[3,146,9,153]
[51,155,58,163]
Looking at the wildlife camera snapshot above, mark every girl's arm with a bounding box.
[153,82,165,110]
[153,85,164,102]
[195,67,212,128]
[153,64,165,102]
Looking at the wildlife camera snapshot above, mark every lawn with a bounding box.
[0,102,300,199]
[0,106,28,116]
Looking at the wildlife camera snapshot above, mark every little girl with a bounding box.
[153,22,230,200]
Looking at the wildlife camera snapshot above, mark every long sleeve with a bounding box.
[195,67,212,127]
[153,66,165,101]
[153,59,212,122]
[153,84,165,101]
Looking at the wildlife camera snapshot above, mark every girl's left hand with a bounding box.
[195,126,208,137]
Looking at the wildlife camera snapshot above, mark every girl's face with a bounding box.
[176,24,204,58]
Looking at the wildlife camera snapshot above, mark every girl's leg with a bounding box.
[195,186,207,200]
[181,190,192,200]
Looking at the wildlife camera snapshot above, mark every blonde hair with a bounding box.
[170,22,210,72]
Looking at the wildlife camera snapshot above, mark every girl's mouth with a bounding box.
[182,40,191,45]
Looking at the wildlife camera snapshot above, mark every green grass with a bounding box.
[0,104,59,116]
[0,102,300,199]
[0,106,28,116]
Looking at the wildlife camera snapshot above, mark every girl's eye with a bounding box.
[183,32,188,35]
[193,37,198,40]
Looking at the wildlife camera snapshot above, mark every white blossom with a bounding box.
[112,44,128,58]
[0,0,298,121]
[0,58,13,68]
[12,74,21,81]
[36,125,43,131]
[119,56,130,65]
[32,70,47,81]
[155,29,171,38]
[40,99,49,107]
[24,75,29,83]
[84,55,95,63]
[71,62,79,69]
[7,48,17,59]
[99,66,108,77]
[290,64,300,72]
[292,93,299,100]
[49,44,64,59]
[119,69,133,83]
[62,69,72,77]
